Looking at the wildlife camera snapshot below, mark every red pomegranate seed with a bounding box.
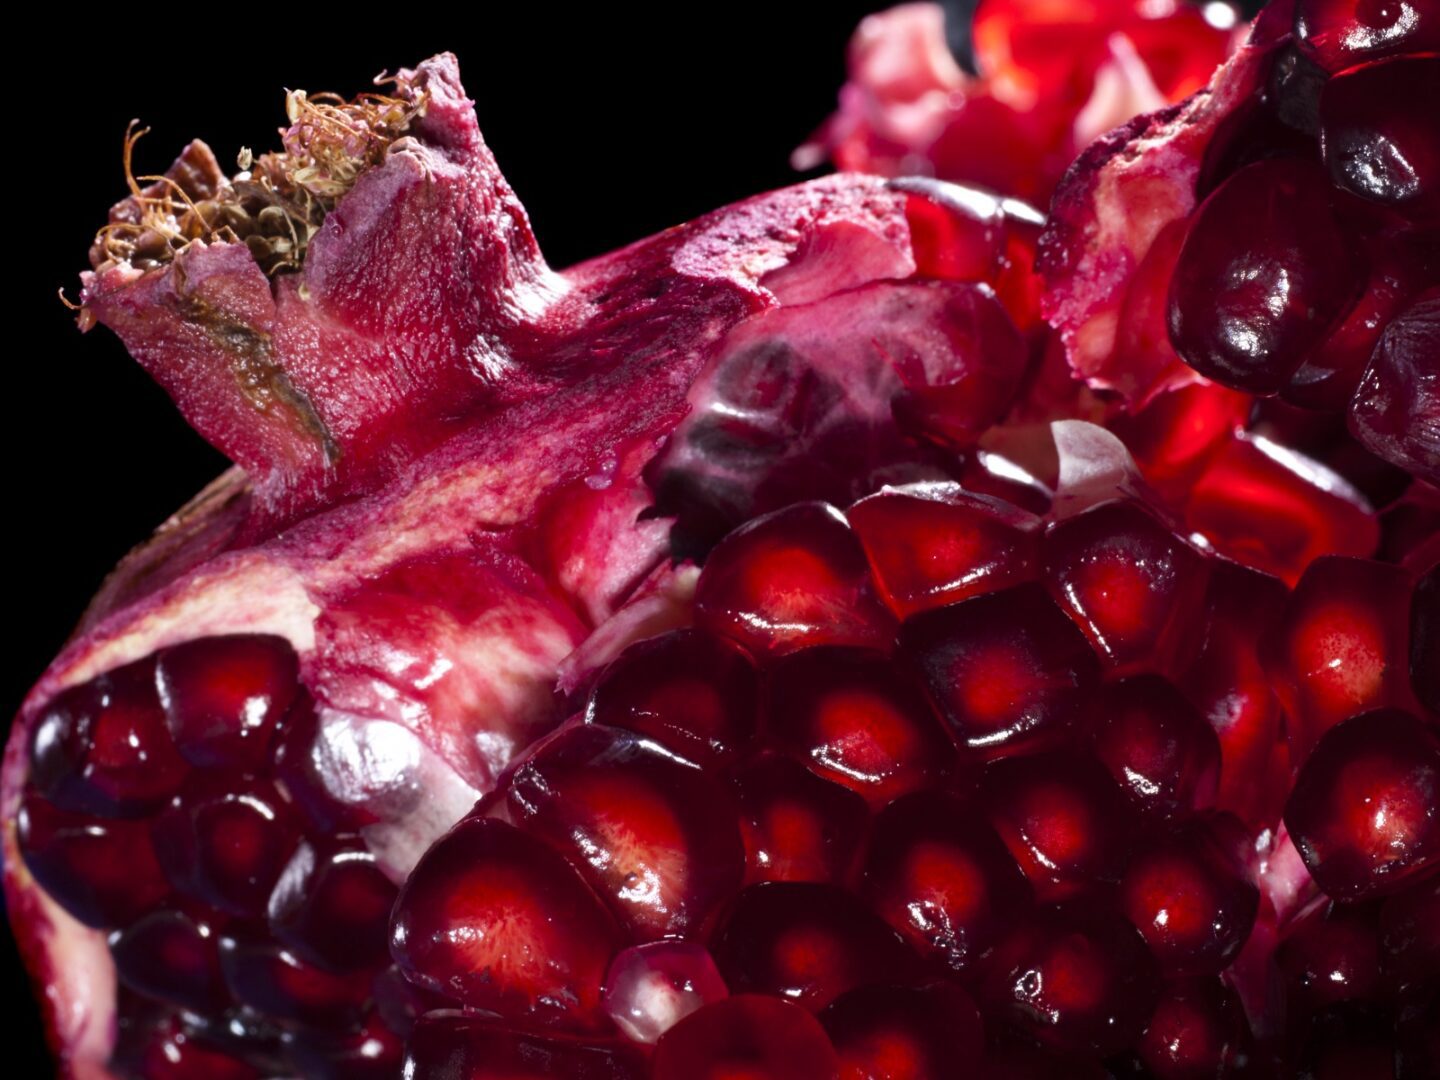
[694,502,896,658]
[1180,559,1291,828]
[1265,556,1419,762]
[155,635,299,771]
[653,995,839,1080]
[982,749,1134,901]
[281,1010,405,1080]
[862,789,1032,972]
[901,583,1100,758]
[1412,562,1439,714]
[1086,676,1221,819]
[586,629,758,768]
[1135,976,1253,1080]
[389,816,621,1029]
[152,774,302,919]
[1043,500,1210,676]
[267,696,380,835]
[1119,815,1260,976]
[404,1011,645,1079]
[371,964,445,1040]
[267,836,397,973]
[980,902,1160,1058]
[29,659,188,818]
[1284,708,1440,900]
[16,789,169,929]
[216,930,370,1030]
[1167,158,1361,393]
[1277,899,1383,1011]
[848,483,1041,620]
[109,906,229,1014]
[1291,1003,1400,1079]
[819,980,984,1080]
[729,751,869,885]
[1378,873,1440,994]
[602,941,728,1044]
[501,724,744,940]
[1351,288,1440,487]
[111,1014,261,1080]
[710,881,921,1012]
[1295,0,1440,73]
[1111,382,1250,504]
[764,646,960,807]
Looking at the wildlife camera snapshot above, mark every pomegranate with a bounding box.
[6,3,1438,1078]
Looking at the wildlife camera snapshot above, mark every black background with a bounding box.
[7,4,895,1070]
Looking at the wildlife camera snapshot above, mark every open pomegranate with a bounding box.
[6,2,1438,1078]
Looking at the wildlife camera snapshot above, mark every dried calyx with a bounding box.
[94,79,426,276]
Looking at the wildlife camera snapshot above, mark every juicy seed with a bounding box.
[1277,900,1383,1011]
[156,635,299,770]
[502,724,744,940]
[1350,288,1440,486]
[111,1014,261,1080]
[109,907,229,1014]
[765,646,960,806]
[1414,563,1440,712]
[694,502,896,658]
[710,881,922,1012]
[29,658,188,818]
[587,629,759,768]
[1294,0,1440,72]
[602,941,729,1044]
[653,995,840,1080]
[862,790,1032,972]
[848,483,1042,619]
[216,931,370,1029]
[1043,500,1210,676]
[901,583,1100,757]
[404,1011,646,1079]
[1284,708,1440,900]
[1378,874,1440,994]
[266,836,397,973]
[280,1011,404,1080]
[820,981,984,1080]
[388,815,621,1029]
[729,751,869,885]
[1135,976,1252,1080]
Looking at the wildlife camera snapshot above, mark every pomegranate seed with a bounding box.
[602,941,728,1044]
[1135,976,1253,1080]
[110,906,229,1014]
[1044,499,1209,676]
[862,789,1032,972]
[111,1014,261,1080]
[653,995,839,1080]
[389,816,620,1029]
[371,964,445,1039]
[1291,1003,1400,1079]
[980,902,1160,1058]
[958,450,1054,517]
[1284,708,1440,900]
[155,635,299,770]
[981,1027,1115,1079]
[983,749,1134,901]
[710,881,921,1012]
[16,789,169,929]
[1277,899,1383,1012]
[501,724,744,940]
[1119,815,1260,976]
[1378,874,1440,994]
[404,1011,646,1079]
[729,750,869,885]
[29,659,188,818]
[266,836,396,973]
[848,483,1041,620]
[901,583,1100,758]
[267,697,380,835]
[1265,556,1419,763]
[694,502,896,658]
[152,774,302,919]
[281,1010,404,1080]
[1112,382,1250,504]
[820,980,984,1080]
[1167,158,1361,393]
[1086,676,1221,819]
[1350,288,1440,487]
[1412,562,1439,714]
[1180,559,1292,827]
[764,646,960,807]
[217,930,370,1030]
[1295,0,1440,73]
[586,629,758,768]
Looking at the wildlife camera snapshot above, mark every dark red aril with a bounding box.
[653,995,839,1080]
[110,1013,262,1080]
[216,930,371,1030]
[1167,158,1362,394]
[389,815,621,1030]
[764,646,959,807]
[586,629,758,768]
[694,501,896,659]
[1135,976,1253,1080]
[729,751,869,886]
[1284,707,1440,900]
[155,635,299,771]
[16,788,170,929]
[710,881,921,1012]
[266,836,397,973]
[1378,874,1440,994]
[29,658,188,818]
[901,583,1100,758]
[281,1010,405,1080]
[405,1011,646,1080]
[1350,287,1440,487]
[500,724,744,940]
[602,941,729,1045]
[820,980,984,1080]
[109,906,229,1014]
[1277,899,1384,1012]
[1295,0,1440,73]
[1411,562,1439,714]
